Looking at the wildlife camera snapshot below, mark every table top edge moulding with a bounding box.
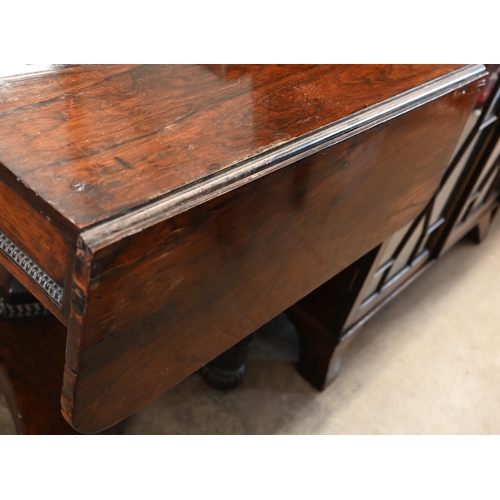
[0,64,484,323]
[0,64,473,230]
[59,65,485,433]
[81,64,487,250]
[0,65,488,433]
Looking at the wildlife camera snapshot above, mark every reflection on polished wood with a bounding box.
[288,64,500,391]
[0,65,487,433]
[0,64,466,228]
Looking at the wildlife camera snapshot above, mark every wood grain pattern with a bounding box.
[0,65,465,230]
[0,179,70,287]
[0,314,78,434]
[0,65,481,321]
[0,65,486,434]
[0,178,72,320]
[287,66,500,393]
[62,86,480,433]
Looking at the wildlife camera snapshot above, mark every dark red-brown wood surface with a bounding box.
[62,85,480,433]
[0,315,78,434]
[0,65,463,229]
[0,178,72,321]
[0,65,485,433]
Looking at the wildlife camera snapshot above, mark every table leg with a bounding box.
[199,334,254,391]
[0,272,128,434]
[467,207,497,244]
[286,248,379,390]
[0,313,78,435]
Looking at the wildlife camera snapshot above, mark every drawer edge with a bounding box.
[0,229,64,307]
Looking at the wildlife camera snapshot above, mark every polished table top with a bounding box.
[0,64,465,227]
[0,65,486,432]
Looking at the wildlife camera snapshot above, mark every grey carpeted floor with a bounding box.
[1,216,500,434]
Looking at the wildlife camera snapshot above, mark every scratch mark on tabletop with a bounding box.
[114,156,133,169]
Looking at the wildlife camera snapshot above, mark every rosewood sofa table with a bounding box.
[0,64,486,434]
